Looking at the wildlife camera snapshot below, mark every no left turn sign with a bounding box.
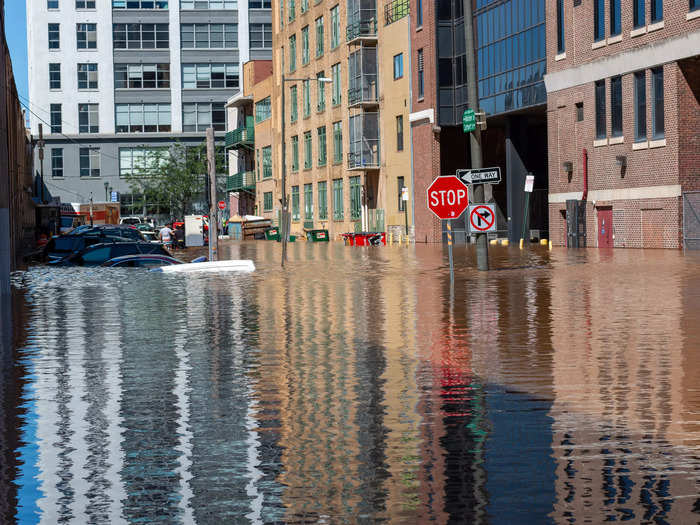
[469,204,496,233]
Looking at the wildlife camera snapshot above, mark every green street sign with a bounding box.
[463,109,476,133]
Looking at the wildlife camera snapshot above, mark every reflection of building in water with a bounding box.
[548,256,700,522]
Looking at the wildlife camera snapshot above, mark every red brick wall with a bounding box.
[678,57,700,192]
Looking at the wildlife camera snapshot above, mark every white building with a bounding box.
[27,0,271,214]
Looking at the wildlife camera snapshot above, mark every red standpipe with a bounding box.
[582,148,588,201]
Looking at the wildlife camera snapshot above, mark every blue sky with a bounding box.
[5,1,28,102]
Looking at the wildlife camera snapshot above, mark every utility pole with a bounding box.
[206,127,219,262]
[38,123,45,204]
[464,0,488,271]
[280,73,289,267]
[89,193,94,226]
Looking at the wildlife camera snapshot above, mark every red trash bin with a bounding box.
[341,233,356,246]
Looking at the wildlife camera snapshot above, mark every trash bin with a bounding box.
[354,232,386,246]
[307,229,329,242]
[341,233,355,246]
[275,234,296,243]
[264,227,280,241]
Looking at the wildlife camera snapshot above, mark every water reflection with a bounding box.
[4,244,700,523]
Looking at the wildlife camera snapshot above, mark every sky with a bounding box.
[4,0,28,103]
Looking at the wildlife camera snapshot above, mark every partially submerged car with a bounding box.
[50,241,171,267]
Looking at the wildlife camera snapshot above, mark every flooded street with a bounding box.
[2,242,700,524]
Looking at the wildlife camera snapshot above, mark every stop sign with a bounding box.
[426,176,469,219]
[217,200,226,210]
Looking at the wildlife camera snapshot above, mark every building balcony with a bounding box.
[346,19,378,43]
[226,171,256,193]
[347,142,380,170]
[384,0,409,25]
[348,47,378,108]
[225,126,254,150]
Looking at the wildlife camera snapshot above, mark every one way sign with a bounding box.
[468,204,497,233]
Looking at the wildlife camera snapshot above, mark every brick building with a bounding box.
[545,0,700,248]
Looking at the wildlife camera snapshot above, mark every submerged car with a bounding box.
[70,224,145,241]
[101,254,182,268]
[50,241,171,267]
[43,232,134,262]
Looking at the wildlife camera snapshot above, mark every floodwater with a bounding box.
[2,242,700,524]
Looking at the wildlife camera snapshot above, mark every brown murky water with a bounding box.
[2,242,699,524]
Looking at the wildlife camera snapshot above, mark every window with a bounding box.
[304,183,313,220]
[181,24,238,48]
[330,5,340,48]
[331,63,341,105]
[116,103,171,132]
[316,17,324,57]
[398,176,406,211]
[280,0,285,29]
[49,63,61,89]
[610,0,621,36]
[417,49,424,99]
[349,176,361,220]
[557,0,565,53]
[291,135,299,171]
[262,146,272,178]
[396,115,404,151]
[256,97,271,123]
[119,147,168,177]
[76,1,95,8]
[333,121,342,163]
[256,149,260,180]
[651,0,662,22]
[263,191,273,212]
[302,26,310,65]
[113,23,169,49]
[289,0,296,21]
[292,186,300,221]
[79,148,100,177]
[303,131,312,169]
[393,53,403,79]
[79,103,99,133]
[51,149,63,178]
[634,71,647,142]
[576,102,583,122]
[182,102,225,131]
[303,79,311,117]
[78,63,98,89]
[652,67,664,139]
[113,1,169,7]
[48,24,60,49]
[417,0,422,26]
[48,1,59,9]
[633,0,645,28]
[692,0,699,12]
[290,85,298,122]
[181,0,237,8]
[50,104,62,133]
[76,23,97,49]
[289,35,297,72]
[249,0,271,6]
[301,0,308,12]
[317,71,326,112]
[594,80,606,139]
[594,0,604,41]
[333,179,343,220]
[318,181,328,219]
[182,63,239,89]
[250,23,272,48]
[115,63,170,89]
[317,126,327,166]
[610,76,622,137]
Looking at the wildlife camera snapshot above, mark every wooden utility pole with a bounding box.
[206,127,218,262]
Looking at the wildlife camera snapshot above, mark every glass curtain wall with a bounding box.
[348,112,380,169]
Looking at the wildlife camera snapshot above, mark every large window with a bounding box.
[78,63,98,89]
[594,0,604,41]
[692,0,699,12]
[116,103,171,132]
[289,0,296,21]
[610,76,622,137]
[417,0,422,26]
[634,71,647,142]
[48,1,58,9]
[181,24,237,49]
[303,131,312,169]
[249,0,271,7]
[318,181,328,219]
[303,79,311,117]
[181,0,237,8]
[182,63,239,89]
[255,97,271,123]
[304,183,313,220]
[594,80,606,139]
[290,85,298,122]
[250,23,272,48]
[651,0,662,22]
[301,0,308,12]
[262,146,272,178]
[182,102,225,131]
[330,5,340,48]
[76,1,96,9]
[556,0,564,52]
[50,104,62,133]
[289,34,297,72]
[317,126,327,166]
[301,26,310,65]
[610,0,621,36]
[333,179,343,220]
[396,115,403,151]
[316,17,324,57]
[119,147,168,177]
[331,63,341,106]
[349,176,361,220]
[263,192,273,212]
[115,64,170,88]
[652,67,664,139]
[280,0,285,29]
[317,71,326,112]
[49,63,61,89]
[633,0,645,28]
[417,49,424,99]
[333,121,342,163]
[113,1,169,8]
[76,23,97,49]
[113,23,169,49]
[51,149,63,178]
[79,148,100,177]
[49,24,60,49]
[292,186,300,221]
[393,53,403,79]
[79,103,99,133]
[290,135,299,171]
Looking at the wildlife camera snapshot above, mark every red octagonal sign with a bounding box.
[426,176,469,220]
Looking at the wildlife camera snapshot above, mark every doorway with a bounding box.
[597,207,613,248]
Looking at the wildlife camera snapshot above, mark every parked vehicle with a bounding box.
[120,216,143,226]
[70,224,145,241]
[101,254,183,268]
[50,241,171,267]
[42,229,137,262]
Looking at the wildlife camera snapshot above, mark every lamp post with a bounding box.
[280,74,332,268]
[104,181,109,202]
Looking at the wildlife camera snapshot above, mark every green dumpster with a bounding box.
[264,227,280,241]
[307,229,329,242]
[275,235,296,243]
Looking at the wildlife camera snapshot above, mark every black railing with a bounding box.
[384,0,409,25]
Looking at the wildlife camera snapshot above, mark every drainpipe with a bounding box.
[582,148,588,201]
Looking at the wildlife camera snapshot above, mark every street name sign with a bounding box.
[217,200,226,210]
[462,109,476,133]
[457,167,501,185]
[469,204,497,233]
[427,176,469,220]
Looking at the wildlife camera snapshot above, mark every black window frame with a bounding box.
[610,76,622,138]
[594,0,605,41]
[556,0,565,53]
[634,70,647,142]
[78,103,99,133]
[633,0,645,28]
[610,0,621,36]
[594,79,606,140]
[48,24,60,49]
[77,63,98,90]
[49,63,61,89]
[50,104,62,133]
[396,115,404,151]
[651,0,663,22]
[51,148,64,178]
[76,23,97,49]
[651,67,664,139]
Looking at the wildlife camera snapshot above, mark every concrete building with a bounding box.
[27,0,271,215]
[545,0,700,248]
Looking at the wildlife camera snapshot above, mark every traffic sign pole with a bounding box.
[446,219,454,280]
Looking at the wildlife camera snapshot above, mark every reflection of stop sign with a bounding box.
[217,200,226,210]
[426,176,469,219]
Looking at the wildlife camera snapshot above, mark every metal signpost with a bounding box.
[427,176,470,279]
[521,174,535,245]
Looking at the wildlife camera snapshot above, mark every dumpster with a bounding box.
[275,234,296,242]
[307,229,329,242]
[264,227,280,241]
[354,232,386,246]
[341,233,355,246]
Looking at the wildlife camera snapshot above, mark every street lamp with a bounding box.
[280,74,332,268]
[104,181,109,202]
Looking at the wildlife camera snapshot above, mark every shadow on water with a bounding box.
[2,242,700,524]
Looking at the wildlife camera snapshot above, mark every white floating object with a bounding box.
[154,259,256,274]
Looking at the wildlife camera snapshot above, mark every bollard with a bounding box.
[540,239,548,246]
[519,238,524,250]
[489,239,498,245]
[500,238,509,246]
[388,232,393,245]
[548,240,553,251]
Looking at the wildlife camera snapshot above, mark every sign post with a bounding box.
[401,186,409,236]
[427,176,469,280]
[521,174,535,245]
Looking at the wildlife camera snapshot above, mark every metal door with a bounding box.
[566,200,586,248]
[683,191,700,249]
[597,207,613,248]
